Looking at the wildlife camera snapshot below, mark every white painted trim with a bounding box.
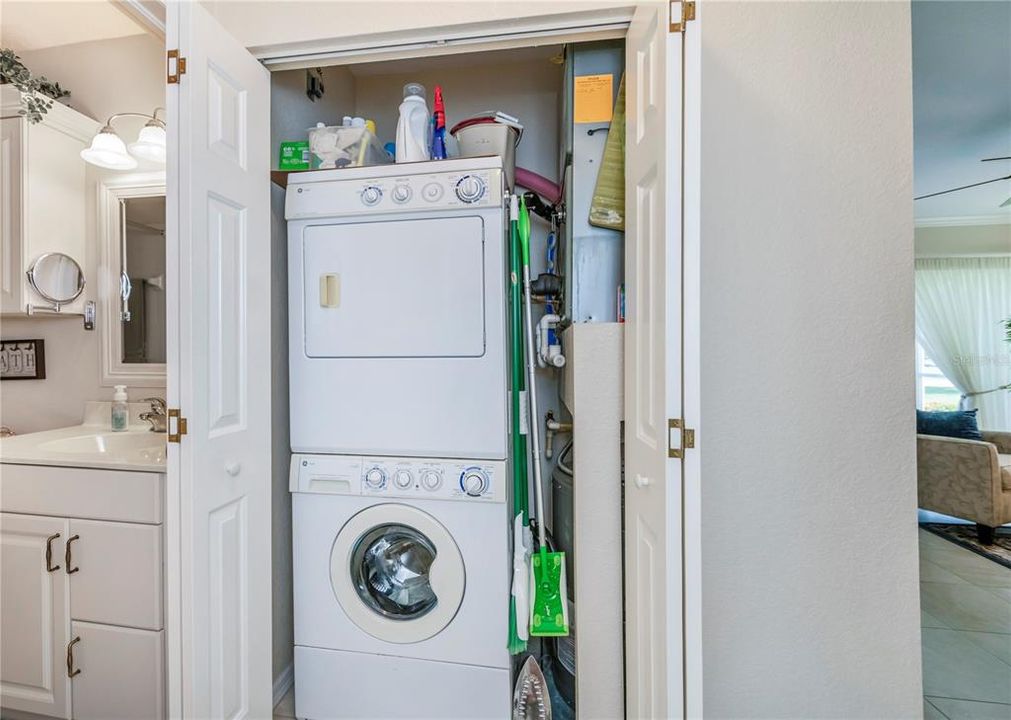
[915,213,1011,228]
[113,0,167,39]
[96,173,167,387]
[681,2,703,717]
[253,7,633,70]
[272,662,294,708]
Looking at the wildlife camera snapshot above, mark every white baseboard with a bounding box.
[273,662,295,708]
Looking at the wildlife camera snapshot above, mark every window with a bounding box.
[916,343,960,411]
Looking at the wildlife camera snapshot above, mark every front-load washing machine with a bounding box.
[291,453,511,719]
[286,157,508,461]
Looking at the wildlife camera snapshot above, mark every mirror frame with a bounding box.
[97,173,167,387]
[26,252,87,306]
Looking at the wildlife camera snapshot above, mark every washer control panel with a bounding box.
[291,454,505,503]
[287,162,503,218]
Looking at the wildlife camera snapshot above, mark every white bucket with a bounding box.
[452,122,519,189]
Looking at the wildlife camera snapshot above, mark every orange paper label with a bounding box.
[574,74,614,124]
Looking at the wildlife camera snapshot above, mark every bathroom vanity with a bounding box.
[0,405,167,720]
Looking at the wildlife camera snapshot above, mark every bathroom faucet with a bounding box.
[139,397,168,433]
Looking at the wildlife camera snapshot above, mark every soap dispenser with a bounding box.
[111,385,129,432]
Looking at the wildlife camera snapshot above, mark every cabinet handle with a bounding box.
[65,534,80,574]
[45,533,61,573]
[66,636,81,678]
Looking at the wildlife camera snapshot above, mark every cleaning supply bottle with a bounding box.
[395,82,430,163]
[111,385,129,432]
[431,85,447,159]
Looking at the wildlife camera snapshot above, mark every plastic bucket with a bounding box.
[452,121,519,189]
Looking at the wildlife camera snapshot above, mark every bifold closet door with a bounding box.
[623,2,687,718]
[166,1,272,718]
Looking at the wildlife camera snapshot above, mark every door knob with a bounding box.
[225,462,241,476]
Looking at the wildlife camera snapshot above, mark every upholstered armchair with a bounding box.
[917,431,1011,544]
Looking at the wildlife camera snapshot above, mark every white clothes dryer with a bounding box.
[290,453,511,720]
[286,157,508,461]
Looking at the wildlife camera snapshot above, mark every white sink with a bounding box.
[38,431,165,455]
[2,425,167,470]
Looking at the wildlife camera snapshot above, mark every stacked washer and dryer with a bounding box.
[287,156,512,719]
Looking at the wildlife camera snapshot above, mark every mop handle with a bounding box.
[521,264,547,550]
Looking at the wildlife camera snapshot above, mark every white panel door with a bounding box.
[0,513,71,718]
[624,2,684,718]
[166,2,272,719]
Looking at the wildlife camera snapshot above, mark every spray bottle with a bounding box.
[431,85,447,160]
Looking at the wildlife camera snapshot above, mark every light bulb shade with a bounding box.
[128,124,167,163]
[81,129,138,170]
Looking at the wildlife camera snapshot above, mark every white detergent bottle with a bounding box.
[111,385,129,432]
[395,82,430,163]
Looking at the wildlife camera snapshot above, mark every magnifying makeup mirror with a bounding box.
[26,252,86,308]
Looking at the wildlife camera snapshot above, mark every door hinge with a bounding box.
[667,418,696,458]
[670,1,696,33]
[167,49,187,84]
[167,408,188,443]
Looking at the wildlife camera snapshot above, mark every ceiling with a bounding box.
[912,0,1011,221]
[0,0,147,52]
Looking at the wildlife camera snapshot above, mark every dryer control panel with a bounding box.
[290,454,505,503]
[286,160,504,219]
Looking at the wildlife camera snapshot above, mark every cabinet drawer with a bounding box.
[69,621,164,720]
[68,520,162,630]
[0,464,163,524]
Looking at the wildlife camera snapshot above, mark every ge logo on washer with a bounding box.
[330,504,465,643]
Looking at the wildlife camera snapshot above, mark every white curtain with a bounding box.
[915,256,1011,431]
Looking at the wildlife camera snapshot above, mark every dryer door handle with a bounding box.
[319,273,341,308]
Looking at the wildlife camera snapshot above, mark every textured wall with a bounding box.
[699,2,922,717]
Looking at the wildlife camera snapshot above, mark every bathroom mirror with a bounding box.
[26,253,86,306]
[98,175,166,386]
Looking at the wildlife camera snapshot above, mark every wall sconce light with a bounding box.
[81,109,166,170]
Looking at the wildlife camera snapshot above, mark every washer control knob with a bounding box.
[391,184,412,204]
[392,469,413,490]
[460,467,490,497]
[455,175,486,203]
[422,182,444,202]
[360,186,383,206]
[420,469,443,491]
[364,466,387,490]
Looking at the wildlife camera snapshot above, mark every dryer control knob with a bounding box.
[420,469,443,491]
[460,468,489,497]
[455,175,486,203]
[360,186,383,206]
[392,469,413,490]
[364,466,387,490]
[391,184,412,203]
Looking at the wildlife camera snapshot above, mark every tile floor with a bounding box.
[273,529,1011,720]
[920,528,1011,719]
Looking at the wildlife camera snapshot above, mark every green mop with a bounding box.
[508,195,531,655]
[519,196,569,638]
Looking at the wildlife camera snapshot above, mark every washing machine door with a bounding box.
[330,504,465,643]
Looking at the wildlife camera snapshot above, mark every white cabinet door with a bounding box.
[68,520,163,630]
[624,2,685,718]
[0,513,71,719]
[69,621,164,720]
[0,116,25,313]
[166,2,272,718]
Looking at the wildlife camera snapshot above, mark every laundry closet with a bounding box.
[165,3,692,719]
[269,40,626,720]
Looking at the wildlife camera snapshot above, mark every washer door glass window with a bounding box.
[352,524,437,620]
[331,504,466,644]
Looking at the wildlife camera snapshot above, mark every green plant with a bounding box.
[0,49,70,123]
[1004,317,1011,344]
